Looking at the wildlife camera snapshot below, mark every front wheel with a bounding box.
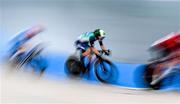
[94,58,118,84]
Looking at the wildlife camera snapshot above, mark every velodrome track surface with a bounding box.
[1,65,180,104]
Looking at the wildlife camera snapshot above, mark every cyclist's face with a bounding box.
[98,36,104,40]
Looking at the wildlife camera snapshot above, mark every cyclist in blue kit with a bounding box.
[8,25,48,77]
[9,25,44,63]
[75,29,111,66]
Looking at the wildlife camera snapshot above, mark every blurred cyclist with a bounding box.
[8,25,47,77]
[75,29,110,66]
[9,25,44,61]
[149,32,180,81]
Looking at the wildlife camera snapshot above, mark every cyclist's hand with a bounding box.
[104,49,111,56]
[97,51,103,57]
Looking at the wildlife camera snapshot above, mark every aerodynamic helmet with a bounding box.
[94,29,106,38]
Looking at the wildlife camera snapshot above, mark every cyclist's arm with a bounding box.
[90,37,100,56]
[99,40,107,51]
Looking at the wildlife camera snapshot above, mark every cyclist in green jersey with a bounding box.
[75,29,110,63]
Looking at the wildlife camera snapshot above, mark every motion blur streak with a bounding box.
[0,0,180,104]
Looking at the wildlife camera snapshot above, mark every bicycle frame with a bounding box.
[75,49,107,73]
[151,65,180,85]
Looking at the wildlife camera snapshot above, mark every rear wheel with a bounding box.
[65,56,86,77]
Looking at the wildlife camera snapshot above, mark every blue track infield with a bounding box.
[36,52,180,90]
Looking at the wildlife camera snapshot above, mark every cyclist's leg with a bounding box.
[82,48,94,78]
[83,48,93,66]
[82,48,91,57]
[80,48,90,67]
[151,56,180,84]
[76,42,91,64]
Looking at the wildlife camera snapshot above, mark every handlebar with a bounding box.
[98,50,104,55]
[98,50,111,56]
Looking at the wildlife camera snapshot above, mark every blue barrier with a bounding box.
[39,52,179,90]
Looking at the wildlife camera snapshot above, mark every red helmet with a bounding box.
[151,32,180,51]
[149,32,180,60]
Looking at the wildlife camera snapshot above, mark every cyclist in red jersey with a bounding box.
[149,32,180,81]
